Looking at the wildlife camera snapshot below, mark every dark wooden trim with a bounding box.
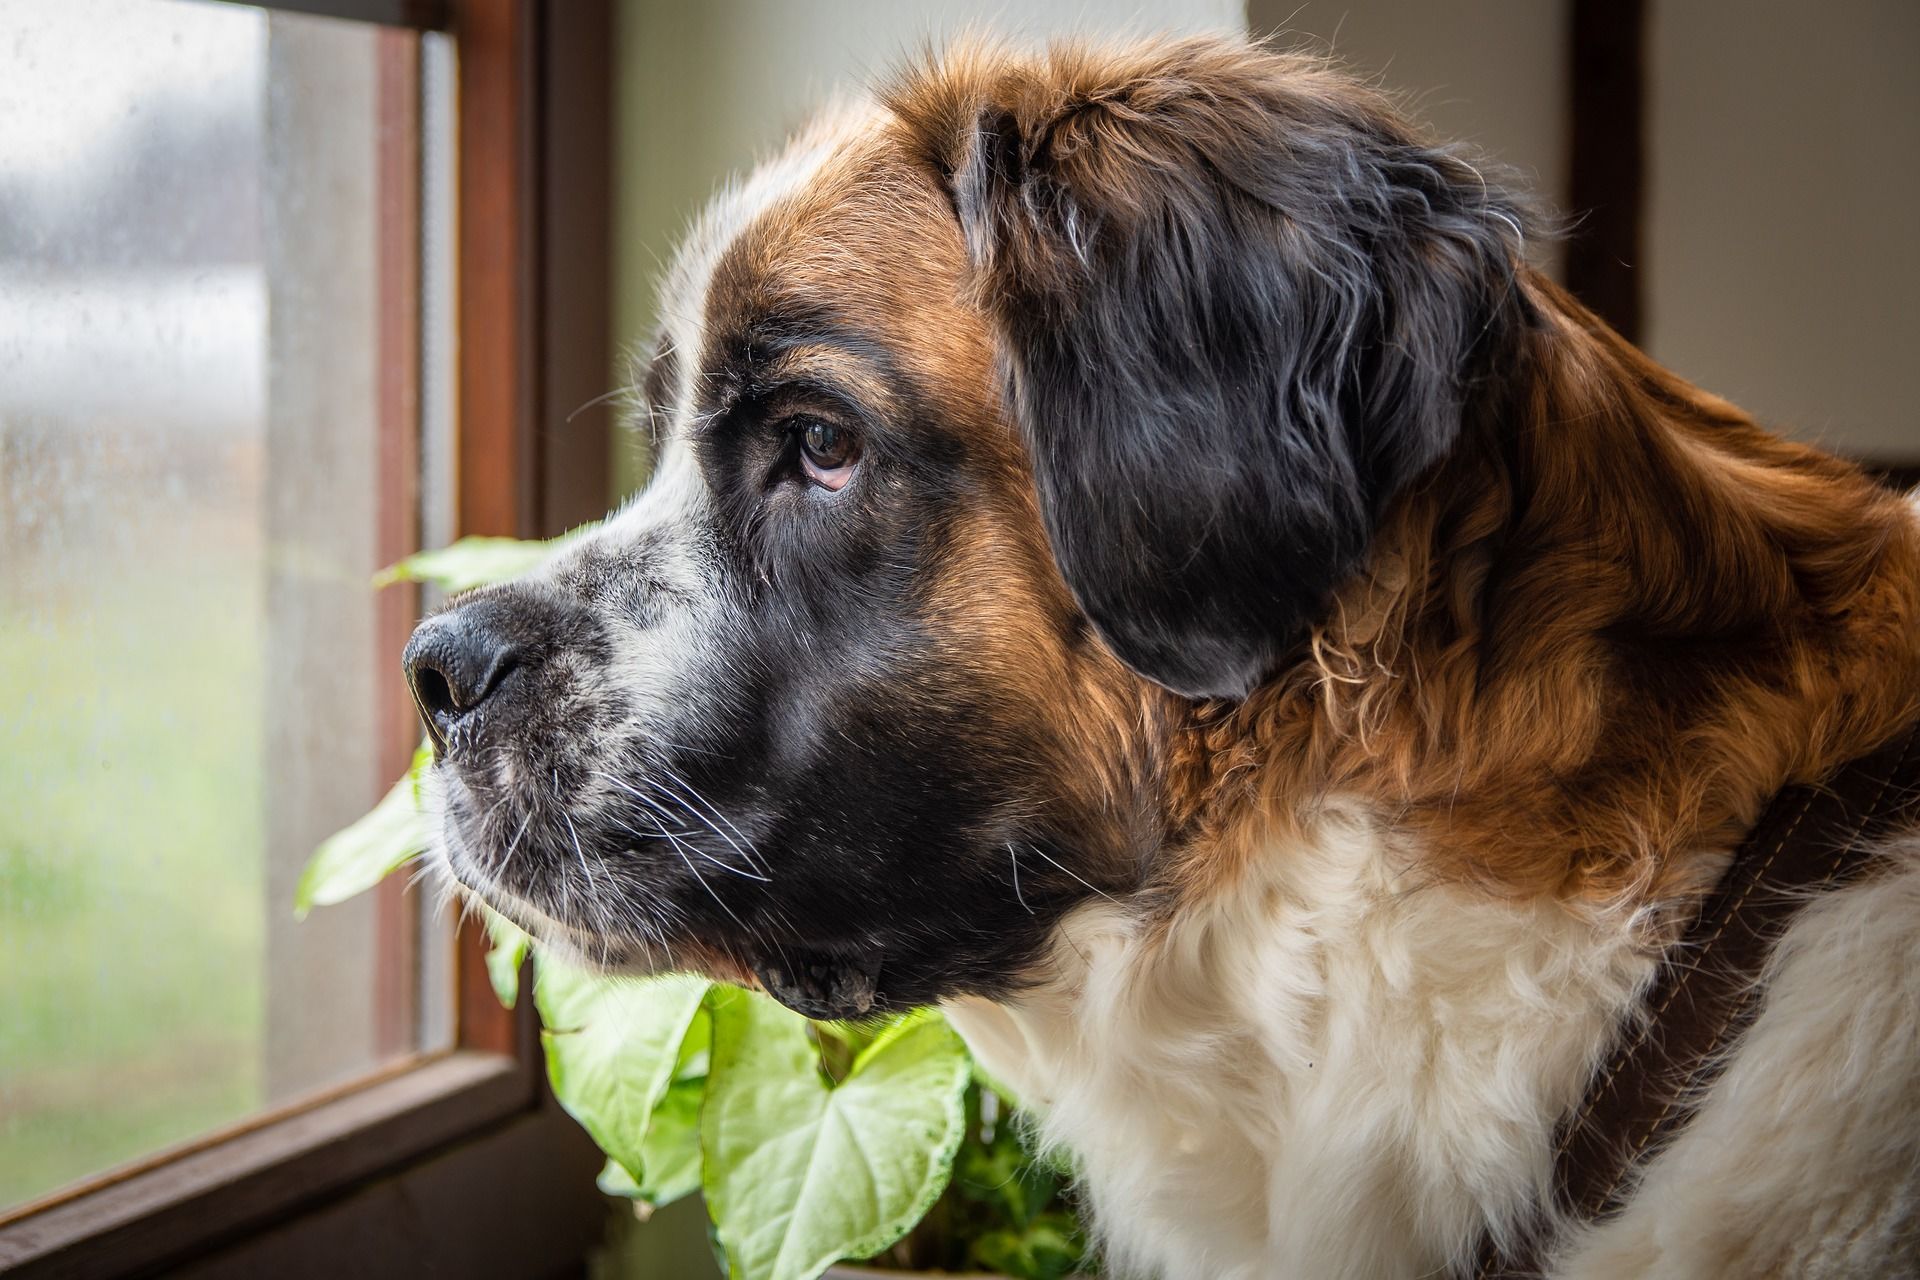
[225,0,451,29]
[0,1054,529,1278]
[168,1096,605,1280]
[1565,0,1647,344]
[450,0,542,1058]
[537,0,617,533]
[452,0,540,545]
[445,0,614,1058]
[456,920,541,1059]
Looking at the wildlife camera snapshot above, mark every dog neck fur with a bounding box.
[1165,272,1920,908]
[948,803,1667,1278]
[950,274,1920,1278]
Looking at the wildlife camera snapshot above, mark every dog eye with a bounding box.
[795,418,859,491]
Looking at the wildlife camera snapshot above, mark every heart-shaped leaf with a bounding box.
[701,991,971,1280]
[481,908,531,1009]
[293,743,433,917]
[639,1074,708,1209]
[373,525,599,593]
[536,961,710,1184]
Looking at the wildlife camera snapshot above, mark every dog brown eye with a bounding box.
[797,419,858,491]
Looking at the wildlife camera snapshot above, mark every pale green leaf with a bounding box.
[373,524,599,593]
[481,908,532,1009]
[406,737,432,805]
[596,1075,705,1213]
[674,1006,712,1080]
[596,1010,708,1211]
[536,960,710,1184]
[637,1075,707,1208]
[598,1155,643,1198]
[294,759,432,918]
[701,993,971,1280]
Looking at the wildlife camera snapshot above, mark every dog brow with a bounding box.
[757,340,899,419]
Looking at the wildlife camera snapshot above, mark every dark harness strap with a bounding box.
[1470,719,1920,1279]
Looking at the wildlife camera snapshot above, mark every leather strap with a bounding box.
[1469,719,1920,1279]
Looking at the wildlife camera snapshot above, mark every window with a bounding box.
[0,1,614,1273]
[0,0,456,1214]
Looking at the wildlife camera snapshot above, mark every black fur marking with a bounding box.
[935,52,1532,698]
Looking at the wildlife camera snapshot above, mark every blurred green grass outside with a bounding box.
[0,549,265,1207]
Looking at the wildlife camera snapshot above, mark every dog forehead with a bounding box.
[656,98,988,422]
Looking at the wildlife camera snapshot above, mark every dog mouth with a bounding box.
[465,870,888,1019]
[438,794,891,1014]
[750,948,885,1020]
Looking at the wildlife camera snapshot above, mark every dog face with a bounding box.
[406,38,1531,1016]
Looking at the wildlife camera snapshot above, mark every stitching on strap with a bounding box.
[1585,722,1920,1215]
[1548,788,1815,1174]
[1468,723,1920,1278]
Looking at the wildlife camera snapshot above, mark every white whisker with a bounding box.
[653,763,768,876]
[1008,842,1033,915]
[670,842,749,933]
[595,769,771,881]
[1023,841,1120,904]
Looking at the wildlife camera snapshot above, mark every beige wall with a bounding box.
[1261,0,1919,461]
[1645,0,1920,459]
[1248,0,1570,276]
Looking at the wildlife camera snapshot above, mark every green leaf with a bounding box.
[701,993,971,1280]
[536,960,710,1185]
[634,1074,706,1208]
[373,524,599,593]
[598,1155,644,1198]
[481,908,531,1009]
[673,1007,712,1080]
[293,744,434,918]
[970,1211,1087,1280]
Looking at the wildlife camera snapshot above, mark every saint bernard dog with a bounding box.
[404,34,1920,1279]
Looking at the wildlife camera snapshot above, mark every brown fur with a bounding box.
[1168,275,1920,904]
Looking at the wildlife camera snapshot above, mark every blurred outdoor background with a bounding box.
[0,0,455,1208]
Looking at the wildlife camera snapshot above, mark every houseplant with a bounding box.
[296,533,1092,1280]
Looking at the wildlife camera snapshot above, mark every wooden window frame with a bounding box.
[0,2,615,1275]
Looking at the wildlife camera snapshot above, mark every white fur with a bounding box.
[949,807,1920,1278]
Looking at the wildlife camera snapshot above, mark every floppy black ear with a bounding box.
[909,41,1529,699]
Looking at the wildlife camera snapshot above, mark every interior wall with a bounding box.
[610,0,1245,492]
[1247,0,1571,277]
[1241,0,1919,463]
[1644,0,1920,460]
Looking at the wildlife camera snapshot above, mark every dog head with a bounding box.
[407,36,1536,1016]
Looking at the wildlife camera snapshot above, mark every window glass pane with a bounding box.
[0,0,448,1211]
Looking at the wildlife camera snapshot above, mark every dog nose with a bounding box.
[402,604,521,754]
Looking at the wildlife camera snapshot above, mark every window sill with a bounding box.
[0,1049,536,1278]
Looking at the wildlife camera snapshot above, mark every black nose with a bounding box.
[402,604,521,755]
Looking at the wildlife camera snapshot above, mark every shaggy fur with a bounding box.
[408,34,1920,1278]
